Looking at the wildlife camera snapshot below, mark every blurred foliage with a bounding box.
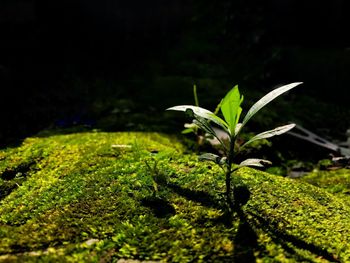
[1,0,350,157]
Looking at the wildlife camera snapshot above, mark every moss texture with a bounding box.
[0,132,349,262]
[300,169,350,202]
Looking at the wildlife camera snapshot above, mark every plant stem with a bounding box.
[225,166,233,211]
[193,84,199,107]
[226,135,236,211]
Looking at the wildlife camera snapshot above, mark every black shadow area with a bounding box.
[233,185,258,263]
[141,196,176,218]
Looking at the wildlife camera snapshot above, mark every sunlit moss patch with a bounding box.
[0,132,350,262]
[300,169,350,201]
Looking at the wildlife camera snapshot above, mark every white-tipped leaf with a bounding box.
[239,158,272,168]
[199,153,227,165]
[184,123,198,129]
[234,123,243,136]
[182,123,198,134]
[241,82,302,130]
[241,123,296,148]
[199,153,221,163]
[167,105,229,133]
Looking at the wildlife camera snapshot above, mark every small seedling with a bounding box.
[144,156,168,197]
[167,82,302,210]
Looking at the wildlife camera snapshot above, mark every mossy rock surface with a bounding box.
[0,132,349,262]
[300,169,350,202]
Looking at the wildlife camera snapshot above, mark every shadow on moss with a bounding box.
[0,161,36,201]
[1,162,34,181]
[141,197,176,218]
[167,182,221,209]
[232,185,259,262]
[167,181,259,262]
[253,213,340,262]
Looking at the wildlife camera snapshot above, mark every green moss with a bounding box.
[300,169,350,200]
[0,131,350,262]
[236,168,350,262]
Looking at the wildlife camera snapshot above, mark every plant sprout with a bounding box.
[167,82,302,210]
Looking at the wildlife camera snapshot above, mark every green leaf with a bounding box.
[241,123,296,149]
[236,107,242,126]
[239,158,272,168]
[166,105,229,133]
[181,128,195,134]
[220,85,242,134]
[240,82,302,133]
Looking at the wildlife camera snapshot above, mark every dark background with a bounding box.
[1,0,350,147]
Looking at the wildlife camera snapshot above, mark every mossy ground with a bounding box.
[0,132,350,262]
[300,169,350,203]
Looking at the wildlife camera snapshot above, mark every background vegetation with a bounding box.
[1,0,350,148]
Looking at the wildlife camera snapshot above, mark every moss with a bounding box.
[300,169,350,200]
[236,168,350,262]
[0,131,350,262]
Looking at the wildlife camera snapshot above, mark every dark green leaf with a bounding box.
[192,114,229,153]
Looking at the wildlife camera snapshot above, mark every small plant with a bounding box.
[167,82,302,210]
[144,157,168,197]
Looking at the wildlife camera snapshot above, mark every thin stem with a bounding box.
[193,84,199,107]
[225,167,233,211]
[225,135,236,211]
